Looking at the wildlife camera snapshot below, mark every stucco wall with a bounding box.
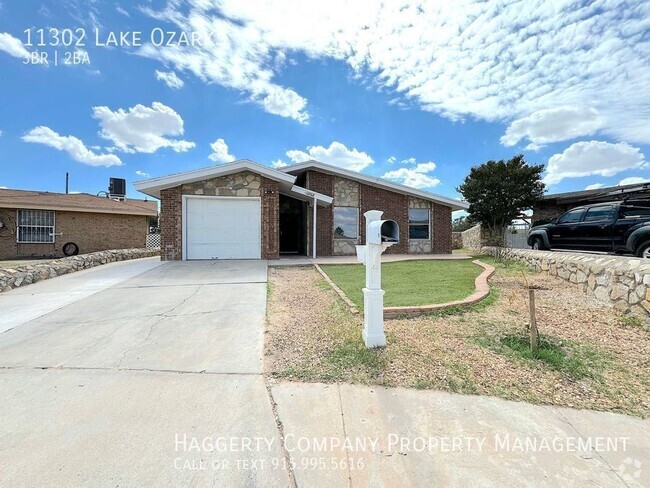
[483,247,650,315]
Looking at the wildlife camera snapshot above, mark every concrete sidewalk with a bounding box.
[272,382,649,487]
[273,253,472,266]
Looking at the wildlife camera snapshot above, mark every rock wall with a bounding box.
[461,224,482,251]
[451,232,463,249]
[0,248,160,293]
[482,247,650,316]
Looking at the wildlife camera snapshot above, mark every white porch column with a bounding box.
[312,196,317,259]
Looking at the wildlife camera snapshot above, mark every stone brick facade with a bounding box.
[157,168,455,260]
[0,210,150,260]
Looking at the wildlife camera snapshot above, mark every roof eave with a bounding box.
[281,160,468,210]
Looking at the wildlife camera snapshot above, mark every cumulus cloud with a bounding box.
[584,183,604,190]
[271,159,288,168]
[135,170,150,178]
[139,1,650,142]
[0,32,44,62]
[155,70,184,89]
[501,107,606,148]
[208,138,235,163]
[22,126,122,167]
[619,176,649,186]
[92,102,195,154]
[544,141,647,185]
[382,162,440,189]
[285,141,373,172]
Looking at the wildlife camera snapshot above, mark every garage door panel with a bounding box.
[185,198,261,260]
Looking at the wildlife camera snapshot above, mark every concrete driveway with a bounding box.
[1,258,648,487]
[0,258,292,487]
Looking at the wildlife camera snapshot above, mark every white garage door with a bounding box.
[185,197,261,260]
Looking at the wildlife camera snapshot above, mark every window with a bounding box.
[17,210,55,243]
[409,208,430,239]
[557,208,584,224]
[333,207,359,239]
[583,205,614,222]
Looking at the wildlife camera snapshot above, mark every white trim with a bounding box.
[281,160,468,210]
[290,185,333,205]
[136,159,296,199]
[182,195,262,260]
[312,196,317,259]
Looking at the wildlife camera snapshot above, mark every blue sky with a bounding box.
[1,0,649,205]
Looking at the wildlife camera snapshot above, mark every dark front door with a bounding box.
[279,195,305,254]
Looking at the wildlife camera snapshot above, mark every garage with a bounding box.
[184,196,261,260]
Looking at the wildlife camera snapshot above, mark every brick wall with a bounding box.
[306,171,334,257]
[360,183,409,254]
[261,177,279,260]
[0,209,149,260]
[160,186,182,260]
[431,203,452,254]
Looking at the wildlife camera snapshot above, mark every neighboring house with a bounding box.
[533,182,650,224]
[0,189,158,260]
[135,159,467,261]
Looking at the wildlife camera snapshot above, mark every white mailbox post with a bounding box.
[356,210,399,348]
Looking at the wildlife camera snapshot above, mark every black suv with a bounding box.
[528,200,650,258]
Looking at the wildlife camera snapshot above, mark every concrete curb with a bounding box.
[315,259,495,319]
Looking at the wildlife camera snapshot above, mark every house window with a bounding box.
[17,210,55,243]
[333,207,359,239]
[409,208,430,239]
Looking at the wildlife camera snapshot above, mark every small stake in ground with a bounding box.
[528,288,539,353]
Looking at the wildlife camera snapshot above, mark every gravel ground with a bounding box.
[265,263,650,417]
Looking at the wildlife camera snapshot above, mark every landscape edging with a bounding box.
[0,248,160,293]
[315,259,495,319]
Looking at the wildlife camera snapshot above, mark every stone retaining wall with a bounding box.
[483,247,650,315]
[0,248,160,293]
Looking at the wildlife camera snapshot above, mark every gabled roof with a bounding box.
[0,188,157,216]
[280,160,469,211]
[134,159,333,205]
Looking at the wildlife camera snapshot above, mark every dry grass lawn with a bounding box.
[265,260,650,417]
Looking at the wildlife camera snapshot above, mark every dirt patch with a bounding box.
[265,263,649,417]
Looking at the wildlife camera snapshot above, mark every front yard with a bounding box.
[320,259,482,308]
[265,259,650,417]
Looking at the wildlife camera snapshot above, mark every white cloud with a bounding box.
[135,170,150,178]
[382,162,440,189]
[116,6,129,17]
[285,141,373,172]
[501,107,606,147]
[271,159,288,168]
[0,32,43,62]
[544,141,647,185]
[208,138,235,163]
[92,102,195,154]
[387,156,396,164]
[155,70,184,89]
[137,1,650,142]
[584,183,603,190]
[0,130,3,137]
[619,177,649,186]
[22,126,122,167]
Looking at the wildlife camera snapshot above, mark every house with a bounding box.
[134,159,468,261]
[533,181,650,224]
[0,189,158,260]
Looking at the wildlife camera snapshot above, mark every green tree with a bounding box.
[452,215,474,232]
[457,155,545,246]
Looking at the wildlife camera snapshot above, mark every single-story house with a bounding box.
[533,181,650,224]
[135,159,467,261]
[0,189,158,260]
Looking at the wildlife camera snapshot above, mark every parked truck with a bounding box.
[528,200,650,257]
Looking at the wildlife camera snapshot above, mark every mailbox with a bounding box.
[367,220,399,245]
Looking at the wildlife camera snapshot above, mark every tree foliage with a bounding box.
[457,155,545,244]
[452,215,474,232]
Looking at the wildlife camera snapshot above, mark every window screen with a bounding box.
[408,208,430,239]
